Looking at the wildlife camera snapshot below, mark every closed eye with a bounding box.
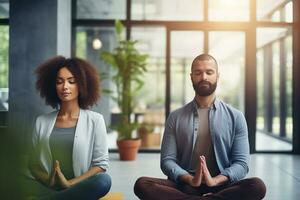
[68,78,76,84]
[206,70,214,75]
[56,77,76,84]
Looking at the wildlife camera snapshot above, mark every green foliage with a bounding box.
[0,26,9,88]
[100,20,148,140]
[76,31,87,59]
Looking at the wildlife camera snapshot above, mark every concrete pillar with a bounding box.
[8,0,71,147]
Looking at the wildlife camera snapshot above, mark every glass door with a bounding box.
[208,31,245,112]
[170,31,204,111]
[169,30,246,122]
[170,30,245,112]
[256,28,293,151]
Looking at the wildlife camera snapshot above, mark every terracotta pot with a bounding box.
[117,139,141,161]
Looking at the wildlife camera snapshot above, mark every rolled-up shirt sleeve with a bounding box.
[220,112,250,183]
[160,113,189,183]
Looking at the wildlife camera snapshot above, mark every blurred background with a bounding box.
[0,0,300,199]
[1,0,298,153]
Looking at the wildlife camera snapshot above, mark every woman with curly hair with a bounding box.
[25,56,111,200]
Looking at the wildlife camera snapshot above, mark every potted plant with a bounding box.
[138,123,161,148]
[100,20,148,160]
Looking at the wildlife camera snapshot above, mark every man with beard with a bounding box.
[134,54,266,200]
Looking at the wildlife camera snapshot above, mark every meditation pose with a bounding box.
[25,56,111,200]
[134,54,266,200]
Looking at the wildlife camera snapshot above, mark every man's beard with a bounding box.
[192,80,217,96]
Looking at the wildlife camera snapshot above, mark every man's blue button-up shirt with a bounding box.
[161,99,250,183]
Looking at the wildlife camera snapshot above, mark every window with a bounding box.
[256,27,292,151]
[75,26,117,131]
[257,0,293,22]
[131,27,166,149]
[131,0,204,21]
[76,0,126,20]
[0,0,9,114]
[0,2,9,127]
[209,31,245,112]
[170,31,204,111]
[0,2,9,19]
[0,26,8,111]
[73,0,296,152]
[208,0,249,21]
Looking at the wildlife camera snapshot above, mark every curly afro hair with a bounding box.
[35,56,101,109]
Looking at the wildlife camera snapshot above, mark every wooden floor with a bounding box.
[108,153,300,200]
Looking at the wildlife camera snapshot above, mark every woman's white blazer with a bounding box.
[29,109,109,178]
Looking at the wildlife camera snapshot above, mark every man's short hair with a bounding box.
[191,54,218,72]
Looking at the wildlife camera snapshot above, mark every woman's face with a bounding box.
[56,67,79,103]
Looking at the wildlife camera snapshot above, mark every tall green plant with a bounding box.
[100,20,148,140]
